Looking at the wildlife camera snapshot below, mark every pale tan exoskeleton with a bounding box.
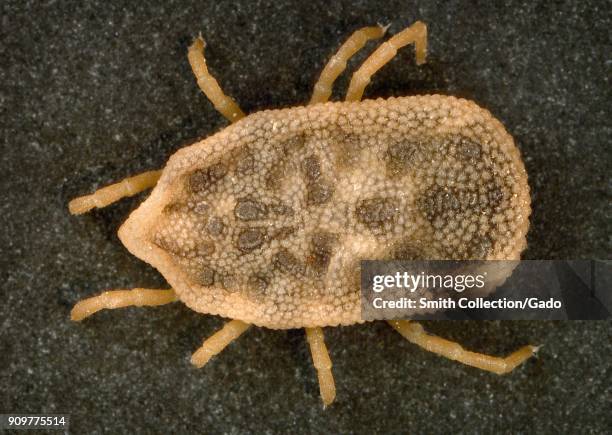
[69,21,538,406]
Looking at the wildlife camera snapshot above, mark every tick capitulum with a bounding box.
[69,21,536,407]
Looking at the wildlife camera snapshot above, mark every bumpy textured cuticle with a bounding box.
[118,95,531,329]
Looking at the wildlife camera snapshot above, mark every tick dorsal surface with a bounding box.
[118,95,530,329]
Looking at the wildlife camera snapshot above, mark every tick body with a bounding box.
[69,22,536,406]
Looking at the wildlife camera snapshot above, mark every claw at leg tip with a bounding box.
[190,352,209,369]
[197,32,206,46]
[416,50,428,66]
[378,22,392,34]
[68,196,91,215]
[190,33,206,50]
[70,305,86,322]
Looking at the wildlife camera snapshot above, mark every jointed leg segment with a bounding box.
[305,327,336,406]
[188,36,245,122]
[388,320,538,375]
[346,21,427,102]
[71,288,177,321]
[68,169,162,215]
[310,25,387,105]
[191,320,251,368]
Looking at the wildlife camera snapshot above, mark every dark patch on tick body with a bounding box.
[234,198,268,221]
[248,274,268,291]
[306,180,334,205]
[235,149,256,175]
[302,155,322,182]
[270,202,294,216]
[420,184,503,223]
[391,241,424,260]
[329,129,364,168]
[206,216,225,237]
[465,235,493,259]
[194,202,210,215]
[162,202,186,215]
[265,134,308,191]
[247,274,269,302]
[188,162,228,193]
[236,227,267,253]
[153,234,215,258]
[153,235,182,256]
[302,153,334,206]
[270,226,296,240]
[388,237,442,261]
[265,162,287,191]
[486,185,505,209]
[308,232,337,273]
[419,187,465,222]
[385,141,419,176]
[458,139,482,161]
[273,248,306,275]
[196,240,216,256]
[219,274,238,292]
[355,197,398,229]
[280,133,307,153]
[195,265,216,287]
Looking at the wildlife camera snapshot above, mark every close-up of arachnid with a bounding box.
[69,21,537,406]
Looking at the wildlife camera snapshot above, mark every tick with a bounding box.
[69,21,537,406]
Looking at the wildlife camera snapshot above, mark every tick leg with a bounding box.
[68,169,162,215]
[309,25,387,105]
[71,288,176,321]
[388,320,539,375]
[191,319,251,368]
[305,327,336,406]
[345,21,427,102]
[188,36,245,123]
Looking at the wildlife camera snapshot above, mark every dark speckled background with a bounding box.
[1,1,610,433]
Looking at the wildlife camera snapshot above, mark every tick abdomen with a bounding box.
[119,94,530,329]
